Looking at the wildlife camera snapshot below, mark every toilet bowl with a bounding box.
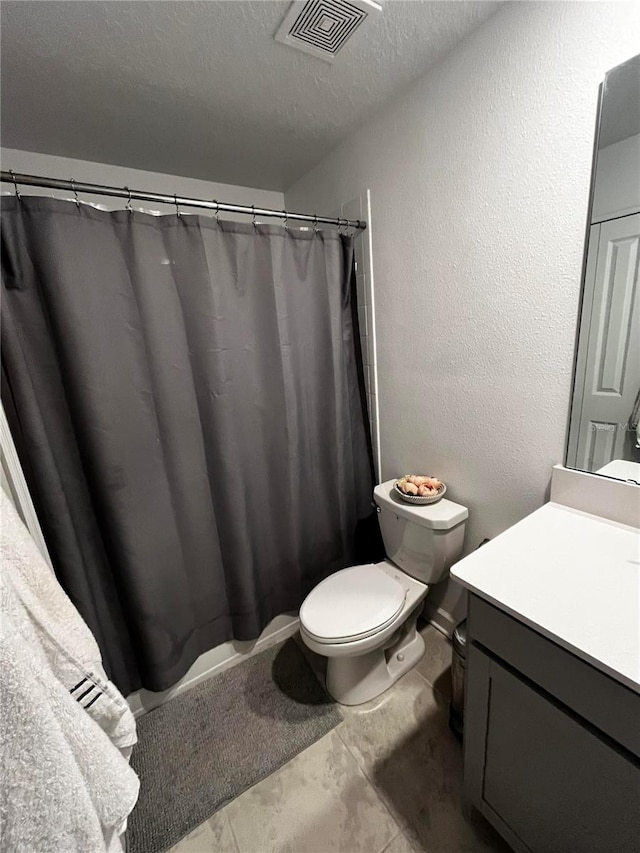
[299,478,468,705]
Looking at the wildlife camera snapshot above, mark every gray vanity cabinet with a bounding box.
[463,595,640,853]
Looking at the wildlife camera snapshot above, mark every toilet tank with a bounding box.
[373,480,468,584]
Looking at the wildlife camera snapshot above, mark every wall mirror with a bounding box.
[566,53,640,483]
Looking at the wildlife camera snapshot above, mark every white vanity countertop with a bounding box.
[450,502,640,693]
[597,459,640,482]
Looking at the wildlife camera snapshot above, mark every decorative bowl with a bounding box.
[393,479,447,505]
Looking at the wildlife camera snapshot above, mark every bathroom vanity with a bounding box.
[451,487,640,853]
[452,52,640,852]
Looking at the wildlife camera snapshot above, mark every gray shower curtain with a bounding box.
[1,196,374,694]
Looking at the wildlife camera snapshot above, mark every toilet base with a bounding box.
[325,608,425,705]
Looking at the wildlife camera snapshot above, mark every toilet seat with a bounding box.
[300,564,407,644]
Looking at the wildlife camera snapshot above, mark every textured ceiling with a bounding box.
[1,1,501,191]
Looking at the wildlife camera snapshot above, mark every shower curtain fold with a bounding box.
[1,197,374,694]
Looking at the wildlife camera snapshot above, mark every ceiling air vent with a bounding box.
[275,0,382,64]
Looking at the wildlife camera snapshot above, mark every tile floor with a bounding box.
[170,623,509,853]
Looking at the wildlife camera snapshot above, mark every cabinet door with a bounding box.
[464,645,640,853]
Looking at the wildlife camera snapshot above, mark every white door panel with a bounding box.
[573,213,640,472]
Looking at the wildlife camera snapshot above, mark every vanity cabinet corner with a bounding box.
[463,595,640,853]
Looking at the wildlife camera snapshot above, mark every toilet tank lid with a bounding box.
[374,480,468,530]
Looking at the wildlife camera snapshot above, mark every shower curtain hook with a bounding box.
[70,178,80,208]
[282,209,288,231]
[213,200,220,224]
[313,214,318,234]
[252,205,257,228]
[174,194,181,217]
[9,170,21,201]
[125,186,133,213]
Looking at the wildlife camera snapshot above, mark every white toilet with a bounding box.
[299,478,468,705]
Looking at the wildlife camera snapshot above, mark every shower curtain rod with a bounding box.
[0,171,367,230]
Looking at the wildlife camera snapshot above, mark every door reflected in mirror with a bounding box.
[566,54,640,483]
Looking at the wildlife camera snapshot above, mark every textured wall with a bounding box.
[286,2,640,627]
[0,148,285,217]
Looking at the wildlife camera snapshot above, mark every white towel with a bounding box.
[0,490,139,852]
[0,490,137,752]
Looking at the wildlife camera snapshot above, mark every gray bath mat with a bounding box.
[127,638,342,853]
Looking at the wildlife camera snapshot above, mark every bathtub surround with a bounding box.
[2,196,373,694]
[344,191,381,479]
[285,1,640,630]
[127,612,300,718]
[127,640,342,853]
